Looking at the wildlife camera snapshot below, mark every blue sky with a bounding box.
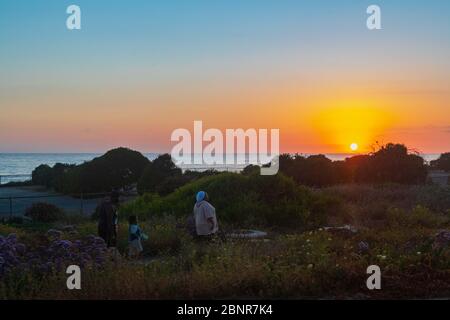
[2,0,449,86]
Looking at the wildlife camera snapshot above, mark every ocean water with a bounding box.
[0,152,442,184]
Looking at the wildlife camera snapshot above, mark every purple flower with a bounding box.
[47,229,63,240]
[6,234,17,243]
[358,241,370,253]
[58,240,73,249]
[1,231,109,280]
[93,237,106,245]
[85,235,96,242]
[15,243,26,255]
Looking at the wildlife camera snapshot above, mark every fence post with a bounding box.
[80,192,84,215]
[9,197,12,219]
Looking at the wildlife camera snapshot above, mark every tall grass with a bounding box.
[1,218,448,299]
[1,183,449,299]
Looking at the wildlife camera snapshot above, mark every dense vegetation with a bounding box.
[7,142,447,299]
[431,152,450,172]
[125,172,338,229]
[25,203,65,223]
[136,154,218,195]
[32,148,150,194]
[30,143,438,197]
[1,184,449,299]
[279,143,427,187]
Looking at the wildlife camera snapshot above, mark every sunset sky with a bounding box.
[1,0,449,154]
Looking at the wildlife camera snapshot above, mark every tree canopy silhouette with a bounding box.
[279,143,427,186]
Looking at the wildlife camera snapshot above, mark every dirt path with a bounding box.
[0,186,100,217]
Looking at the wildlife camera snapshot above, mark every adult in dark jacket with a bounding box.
[97,190,120,247]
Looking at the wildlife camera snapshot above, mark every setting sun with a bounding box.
[309,99,396,153]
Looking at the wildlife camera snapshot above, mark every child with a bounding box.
[128,215,147,259]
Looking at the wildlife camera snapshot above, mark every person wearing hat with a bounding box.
[193,191,218,240]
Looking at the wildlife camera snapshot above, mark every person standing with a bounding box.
[97,190,120,248]
[128,215,147,259]
[193,191,218,240]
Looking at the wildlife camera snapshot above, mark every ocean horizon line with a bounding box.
[0,151,445,184]
[0,151,444,155]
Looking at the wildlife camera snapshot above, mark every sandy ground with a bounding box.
[0,186,101,217]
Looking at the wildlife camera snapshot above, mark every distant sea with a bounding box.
[0,152,442,184]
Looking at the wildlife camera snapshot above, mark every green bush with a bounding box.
[24,202,65,223]
[385,205,448,229]
[123,172,330,230]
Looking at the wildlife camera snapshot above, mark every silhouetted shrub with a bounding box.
[70,148,150,193]
[355,144,426,184]
[25,202,65,222]
[242,165,261,176]
[279,154,348,187]
[32,164,53,187]
[50,163,77,191]
[137,154,182,195]
[32,148,150,194]
[137,155,218,195]
[344,155,371,183]
[279,143,427,186]
[32,163,77,188]
[430,153,450,172]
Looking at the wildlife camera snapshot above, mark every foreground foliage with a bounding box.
[1,184,449,299]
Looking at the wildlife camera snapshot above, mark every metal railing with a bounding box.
[179,165,247,173]
[0,174,32,185]
[0,191,138,218]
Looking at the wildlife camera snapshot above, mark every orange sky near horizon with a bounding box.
[1,76,449,154]
[1,1,449,154]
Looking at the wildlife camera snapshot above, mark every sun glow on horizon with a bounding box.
[309,98,396,153]
[350,143,358,151]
